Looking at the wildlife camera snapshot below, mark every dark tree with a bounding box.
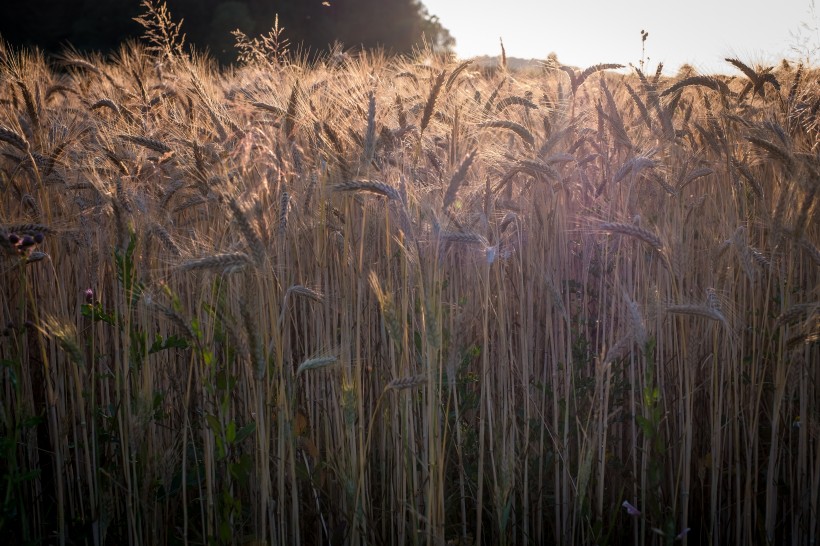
[0,0,453,62]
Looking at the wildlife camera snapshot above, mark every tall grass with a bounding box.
[0,17,818,546]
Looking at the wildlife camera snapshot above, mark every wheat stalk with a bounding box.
[178,252,252,272]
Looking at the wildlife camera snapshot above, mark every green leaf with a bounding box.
[205,414,222,436]
[229,454,252,483]
[148,334,190,354]
[235,421,256,444]
[226,422,236,444]
[81,303,117,326]
[636,415,655,439]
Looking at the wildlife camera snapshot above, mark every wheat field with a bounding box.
[0,10,819,546]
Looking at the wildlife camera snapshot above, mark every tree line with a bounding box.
[0,0,453,62]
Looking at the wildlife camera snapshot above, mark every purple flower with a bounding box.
[8,233,20,245]
[622,500,641,517]
[33,232,44,244]
[20,235,35,248]
[84,288,95,304]
[675,528,691,540]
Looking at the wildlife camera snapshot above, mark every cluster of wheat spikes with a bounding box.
[1,5,819,545]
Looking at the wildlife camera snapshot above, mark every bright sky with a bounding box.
[422,0,819,74]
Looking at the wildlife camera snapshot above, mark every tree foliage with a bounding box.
[0,0,453,62]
